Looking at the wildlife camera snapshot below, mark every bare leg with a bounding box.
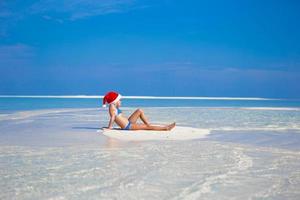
[167,122,176,130]
[130,122,176,131]
[128,109,150,125]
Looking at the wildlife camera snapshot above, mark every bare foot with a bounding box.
[167,122,176,131]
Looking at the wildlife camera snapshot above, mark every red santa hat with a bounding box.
[102,91,122,107]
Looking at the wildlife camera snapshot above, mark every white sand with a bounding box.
[99,126,210,141]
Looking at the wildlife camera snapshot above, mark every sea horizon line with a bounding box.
[0,95,287,101]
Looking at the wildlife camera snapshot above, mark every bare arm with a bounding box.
[107,105,116,129]
[107,114,116,129]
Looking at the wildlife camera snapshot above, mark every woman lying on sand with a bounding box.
[102,91,176,131]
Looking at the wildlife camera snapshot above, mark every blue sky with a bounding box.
[0,0,299,98]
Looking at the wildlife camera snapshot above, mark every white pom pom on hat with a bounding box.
[102,91,122,107]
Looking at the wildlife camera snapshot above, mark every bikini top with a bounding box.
[114,107,122,116]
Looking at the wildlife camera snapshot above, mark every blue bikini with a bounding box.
[124,122,131,130]
[115,108,122,115]
[115,107,131,130]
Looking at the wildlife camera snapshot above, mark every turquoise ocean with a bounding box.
[1,96,300,111]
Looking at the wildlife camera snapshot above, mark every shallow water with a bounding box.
[1,107,300,199]
[1,142,300,199]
